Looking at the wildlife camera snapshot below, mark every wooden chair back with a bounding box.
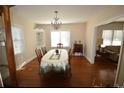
[68,48,73,63]
[41,47,47,55]
[68,48,72,77]
[35,48,42,64]
[57,43,63,48]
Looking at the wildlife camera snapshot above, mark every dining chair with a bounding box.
[41,47,47,55]
[68,48,72,62]
[35,48,42,64]
[57,43,63,48]
[68,47,73,77]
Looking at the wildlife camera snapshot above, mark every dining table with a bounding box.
[40,49,70,74]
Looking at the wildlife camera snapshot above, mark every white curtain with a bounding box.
[102,30,113,47]
[36,32,44,47]
[51,31,70,47]
[51,31,60,47]
[12,26,25,69]
[102,30,123,47]
[12,27,22,54]
[112,30,123,46]
[60,31,70,47]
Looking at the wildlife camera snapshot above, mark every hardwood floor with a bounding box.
[16,56,117,87]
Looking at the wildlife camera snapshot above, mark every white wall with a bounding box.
[41,23,86,51]
[10,9,37,69]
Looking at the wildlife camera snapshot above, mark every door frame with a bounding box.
[0,5,17,87]
[114,24,124,86]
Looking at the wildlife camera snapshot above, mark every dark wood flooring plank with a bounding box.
[16,56,117,87]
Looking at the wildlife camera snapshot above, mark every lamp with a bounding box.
[51,11,62,30]
[96,38,103,51]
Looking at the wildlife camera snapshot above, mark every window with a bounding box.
[12,26,23,54]
[102,30,123,47]
[61,31,70,47]
[112,30,123,45]
[51,31,60,47]
[36,31,44,46]
[102,30,113,47]
[51,31,70,47]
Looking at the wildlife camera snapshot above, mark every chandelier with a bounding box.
[51,11,62,30]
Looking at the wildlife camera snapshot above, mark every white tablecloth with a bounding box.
[40,49,69,73]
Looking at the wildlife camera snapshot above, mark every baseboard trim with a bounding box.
[17,61,26,70]
[17,56,36,70]
[84,55,94,64]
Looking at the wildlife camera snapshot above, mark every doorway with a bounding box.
[95,22,123,63]
[93,17,124,87]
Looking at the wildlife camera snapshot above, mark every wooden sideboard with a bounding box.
[73,44,83,56]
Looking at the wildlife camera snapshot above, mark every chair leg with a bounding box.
[40,68,45,77]
[69,67,72,77]
[66,67,72,78]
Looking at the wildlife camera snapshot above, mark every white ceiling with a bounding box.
[11,5,111,24]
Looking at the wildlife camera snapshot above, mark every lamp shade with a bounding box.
[96,38,103,46]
